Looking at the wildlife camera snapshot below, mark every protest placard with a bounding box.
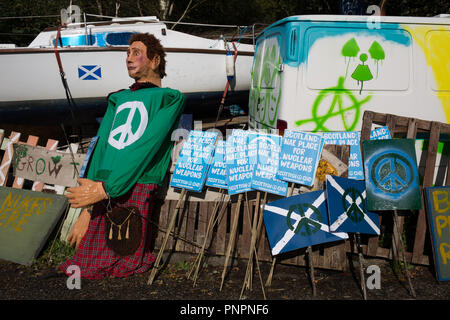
[322,126,391,180]
[12,144,86,187]
[205,140,227,189]
[276,130,324,186]
[425,186,450,281]
[225,130,254,195]
[0,186,68,265]
[363,139,422,210]
[248,133,288,196]
[170,130,217,192]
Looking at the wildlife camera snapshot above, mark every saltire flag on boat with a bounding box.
[325,175,380,235]
[263,191,348,256]
[78,65,102,80]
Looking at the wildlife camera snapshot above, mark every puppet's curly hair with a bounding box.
[129,33,167,78]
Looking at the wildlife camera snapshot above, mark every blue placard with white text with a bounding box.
[226,130,254,195]
[276,130,324,186]
[322,127,391,180]
[248,133,288,196]
[205,140,228,189]
[249,133,288,196]
[170,130,217,192]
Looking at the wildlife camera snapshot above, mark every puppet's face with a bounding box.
[126,41,160,81]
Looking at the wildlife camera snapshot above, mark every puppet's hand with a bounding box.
[67,208,91,250]
[66,178,108,208]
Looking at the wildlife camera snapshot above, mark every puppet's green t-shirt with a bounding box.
[86,86,185,197]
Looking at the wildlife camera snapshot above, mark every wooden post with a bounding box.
[393,209,416,298]
[306,245,317,297]
[266,182,295,287]
[148,188,187,285]
[220,192,243,291]
[240,191,267,299]
[355,232,367,300]
[188,189,227,283]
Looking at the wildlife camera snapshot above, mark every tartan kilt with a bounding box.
[59,183,158,279]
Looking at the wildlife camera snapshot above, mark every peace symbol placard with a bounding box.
[326,175,380,235]
[263,191,348,256]
[362,139,422,211]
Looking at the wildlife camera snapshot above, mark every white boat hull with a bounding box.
[0,46,253,123]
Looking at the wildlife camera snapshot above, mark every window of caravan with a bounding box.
[304,27,412,93]
[426,30,450,92]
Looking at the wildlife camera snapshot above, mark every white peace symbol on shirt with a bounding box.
[108,101,148,150]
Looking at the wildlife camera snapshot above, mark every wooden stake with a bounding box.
[306,245,317,297]
[220,193,243,291]
[355,232,367,300]
[393,209,416,298]
[187,189,225,280]
[240,191,268,299]
[266,182,295,287]
[148,188,187,285]
[193,191,230,287]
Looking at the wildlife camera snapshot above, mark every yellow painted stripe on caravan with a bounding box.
[404,25,450,123]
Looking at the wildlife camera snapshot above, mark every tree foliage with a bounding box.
[0,0,448,47]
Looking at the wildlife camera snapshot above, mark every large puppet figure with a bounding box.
[59,33,185,279]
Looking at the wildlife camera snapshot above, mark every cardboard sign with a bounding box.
[363,139,422,211]
[205,140,227,189]
[263,191,348,256]
[425,186,450,281]
[0,186,68,265]
[249,133,288,196]
[277,130,324,186]
[12,144,86,187]
[170,130,217,192]
[326,175,380,235]
[225,130,254,195]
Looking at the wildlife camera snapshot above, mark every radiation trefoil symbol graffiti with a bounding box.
[296,37,385,132]
[342,38,386,94]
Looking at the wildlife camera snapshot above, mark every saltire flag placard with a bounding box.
[170,130,217,192]
[363,138,422,211]
[205,140,227,189]
[276,130,324,186]
[226,130,254,195]
[325,175,380,235]
[263,191,348,256]
[248,133,288,196]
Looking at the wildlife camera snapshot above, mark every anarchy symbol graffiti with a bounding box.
[286,203,322,236]
[370,152,414,194]
[342,187,365,223]
[108,101,148,150]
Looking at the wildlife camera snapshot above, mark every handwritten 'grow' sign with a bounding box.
[12,144,86,187]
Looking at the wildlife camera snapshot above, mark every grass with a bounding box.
[32,238,75,269]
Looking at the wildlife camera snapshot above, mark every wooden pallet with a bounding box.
[0,129,81,242]
[360,111,450,265]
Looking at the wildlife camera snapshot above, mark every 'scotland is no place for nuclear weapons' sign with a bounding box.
[322,126,391,180]
[0,186,68,265]
[170,130,217,192]
[276,129,324,186]
[263,190,348,256]
[226,130,254,195]
[205,140,227,189]
[248,133,288,196]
